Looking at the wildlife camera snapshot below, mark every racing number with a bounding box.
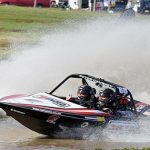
[117,87,128,95]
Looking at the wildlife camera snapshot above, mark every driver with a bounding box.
[67,85,96,108]
[97,88,115,113]
[97,88,129,114]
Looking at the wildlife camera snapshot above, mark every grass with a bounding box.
[0,6,107,56]
[0,5,150,150]
[0,6,96,31]
[0,5,117,57]
[0,6,96,56]
[0,5,149,57]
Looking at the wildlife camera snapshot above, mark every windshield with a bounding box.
[49,74,136,112]
[52,78,83,97]
[51,75,115,98]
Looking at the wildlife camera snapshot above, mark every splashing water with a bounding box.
[0,16,150,143]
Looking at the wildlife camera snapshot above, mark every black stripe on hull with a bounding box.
[0,103,103,137]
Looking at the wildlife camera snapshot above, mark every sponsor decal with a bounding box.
[33,95,70,108]
[81,122,89,128]
[85,116,105,122]
[32,108,61,115]
[96,116,105,122]
[49,98,70,107]
[117,111,134,118]
[79,75,98,82]
[46,115,60,124]
[107,120,139,130]
[25,99,43,103]
[10,108,25,115]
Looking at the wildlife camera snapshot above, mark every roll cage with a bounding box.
[49,74,137,112]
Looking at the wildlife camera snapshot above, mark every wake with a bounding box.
[0,16,150,143]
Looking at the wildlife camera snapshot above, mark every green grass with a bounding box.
[0,6,149,33]
[0,5,102,41]
[0,6,150,150]
[0,6,96,31]
[0,5,118,57]
[0,6,100,56]
[0,5,149,57]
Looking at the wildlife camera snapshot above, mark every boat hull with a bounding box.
[0,102,102,138]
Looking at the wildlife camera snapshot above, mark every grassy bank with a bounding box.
[0,6,96,31]
[0,5,148,57]
[0,6,100,57]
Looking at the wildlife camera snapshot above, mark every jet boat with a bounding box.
[0,74,149,137]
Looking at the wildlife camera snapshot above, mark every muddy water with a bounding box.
[0,118,39,149]
[1,118,150,150]
[0,16,150,149]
